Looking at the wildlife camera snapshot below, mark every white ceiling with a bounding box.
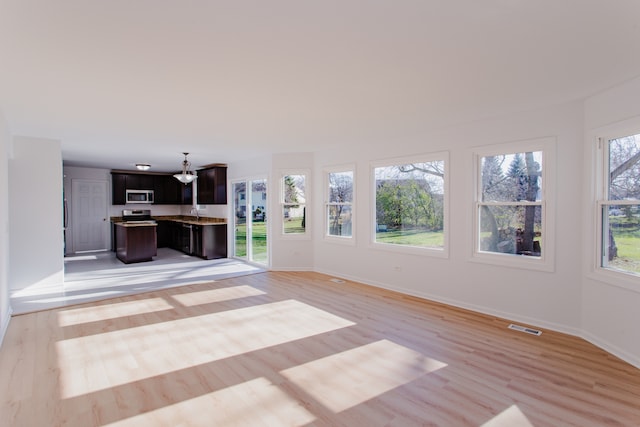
[1,0,640,172]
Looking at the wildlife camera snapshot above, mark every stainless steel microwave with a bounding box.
[126,189,154,204]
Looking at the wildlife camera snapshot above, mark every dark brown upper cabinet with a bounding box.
[196,166,227,205]
[111,171,192,205]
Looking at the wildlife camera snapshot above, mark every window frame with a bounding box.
[324,164,356,244]
[594,130,640,287]
[369,152,449,258]
[471,137,556,272]
[279,170,310,239]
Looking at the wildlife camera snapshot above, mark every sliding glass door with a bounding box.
[232,178,268,266]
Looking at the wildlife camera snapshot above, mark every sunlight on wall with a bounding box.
[481,404,534,427]
[281,339,447,412]
[170,285,266,306]
[10,270,64,297]
[101,377,316,427]
[55,299,355,398]
[57,297,174,326]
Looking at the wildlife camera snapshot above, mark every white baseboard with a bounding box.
[272,267,313,272]
[581,331,640,370]
[314,267,638,370]
[0,306,12,350]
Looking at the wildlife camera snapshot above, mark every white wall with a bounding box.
[312,101,585,336]
[582,75,640,368]
[0,111,11,346]
[9,136,64,292]
[270,153,314,271]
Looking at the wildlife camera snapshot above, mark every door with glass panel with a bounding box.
[232,182,247,259]
[232,178,268,265]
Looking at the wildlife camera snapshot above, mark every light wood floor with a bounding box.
[1,271,639,426]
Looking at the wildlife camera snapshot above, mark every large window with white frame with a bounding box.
[372,153,448,255]
[598,132,640,279]
[325,167,354,239]
[281,172,308,236]
[474,138,555,270]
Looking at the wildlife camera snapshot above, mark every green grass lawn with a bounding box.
[375,229,444,248]
[284,218,305,234]
[234,222,268,262]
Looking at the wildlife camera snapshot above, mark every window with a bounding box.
[474,138,555,270]
[372,153,447,254]
[325,168,354,239]
[281,173,307,236]
[598,133,640,278]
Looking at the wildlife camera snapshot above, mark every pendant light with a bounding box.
[173,152,197,184]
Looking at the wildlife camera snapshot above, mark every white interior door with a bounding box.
[72,179,109,253]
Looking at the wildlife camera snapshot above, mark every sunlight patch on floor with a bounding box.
[170,285,266,307]
[280,339,447,413]
[481,404,534,427]
[57,297,174,327]
[56,299,355,398]
[101,377,316,427]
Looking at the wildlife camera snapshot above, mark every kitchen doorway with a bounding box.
[71,179,110,253]
[232,177,268,266]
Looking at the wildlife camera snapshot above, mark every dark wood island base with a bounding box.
[115,223,157,264]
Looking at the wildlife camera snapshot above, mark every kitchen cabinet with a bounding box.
[114,223,157,263]
[127,174,154,190]
[192,223,227,259]
[112,172,192,205]
[156,219,227,259]
[197,166,227,205]
[153,175,186,205]
[111,173,127,205]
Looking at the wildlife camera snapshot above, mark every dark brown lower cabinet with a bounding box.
[192,224,227,259]
[115,224,157,264]
[156,221,227,259]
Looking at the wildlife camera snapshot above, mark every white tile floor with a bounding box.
[10,248,265,315]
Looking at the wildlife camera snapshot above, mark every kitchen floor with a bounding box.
[10,248,265,315]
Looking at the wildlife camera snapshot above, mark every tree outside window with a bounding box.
[374,159,445,249]
[282,174,306,235]
[326,170,353,238]
[600,134,640,276]
[478,150,543,257]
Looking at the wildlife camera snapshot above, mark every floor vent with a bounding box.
[508,323,542,336]
[329,278,345,283]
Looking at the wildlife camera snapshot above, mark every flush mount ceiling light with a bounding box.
[174,152,197,184]
[136,163,151,171]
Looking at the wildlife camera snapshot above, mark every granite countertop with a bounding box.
[153,215,227,225]
[111,215,226,225]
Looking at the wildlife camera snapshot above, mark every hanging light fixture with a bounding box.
[173,152,197,184]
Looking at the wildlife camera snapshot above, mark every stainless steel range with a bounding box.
[121,209,156,224]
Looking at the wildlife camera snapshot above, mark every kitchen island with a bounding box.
[114,222,158,264]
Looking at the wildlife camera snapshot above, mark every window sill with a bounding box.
[323,235,356,246]
[370,241,448,258]
[470,251,555,273]
[586,268,640,294]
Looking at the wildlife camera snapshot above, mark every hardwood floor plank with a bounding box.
[1,271,640,426]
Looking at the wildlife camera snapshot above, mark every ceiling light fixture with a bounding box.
[136,163,151,171]
[173,152,197,184]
